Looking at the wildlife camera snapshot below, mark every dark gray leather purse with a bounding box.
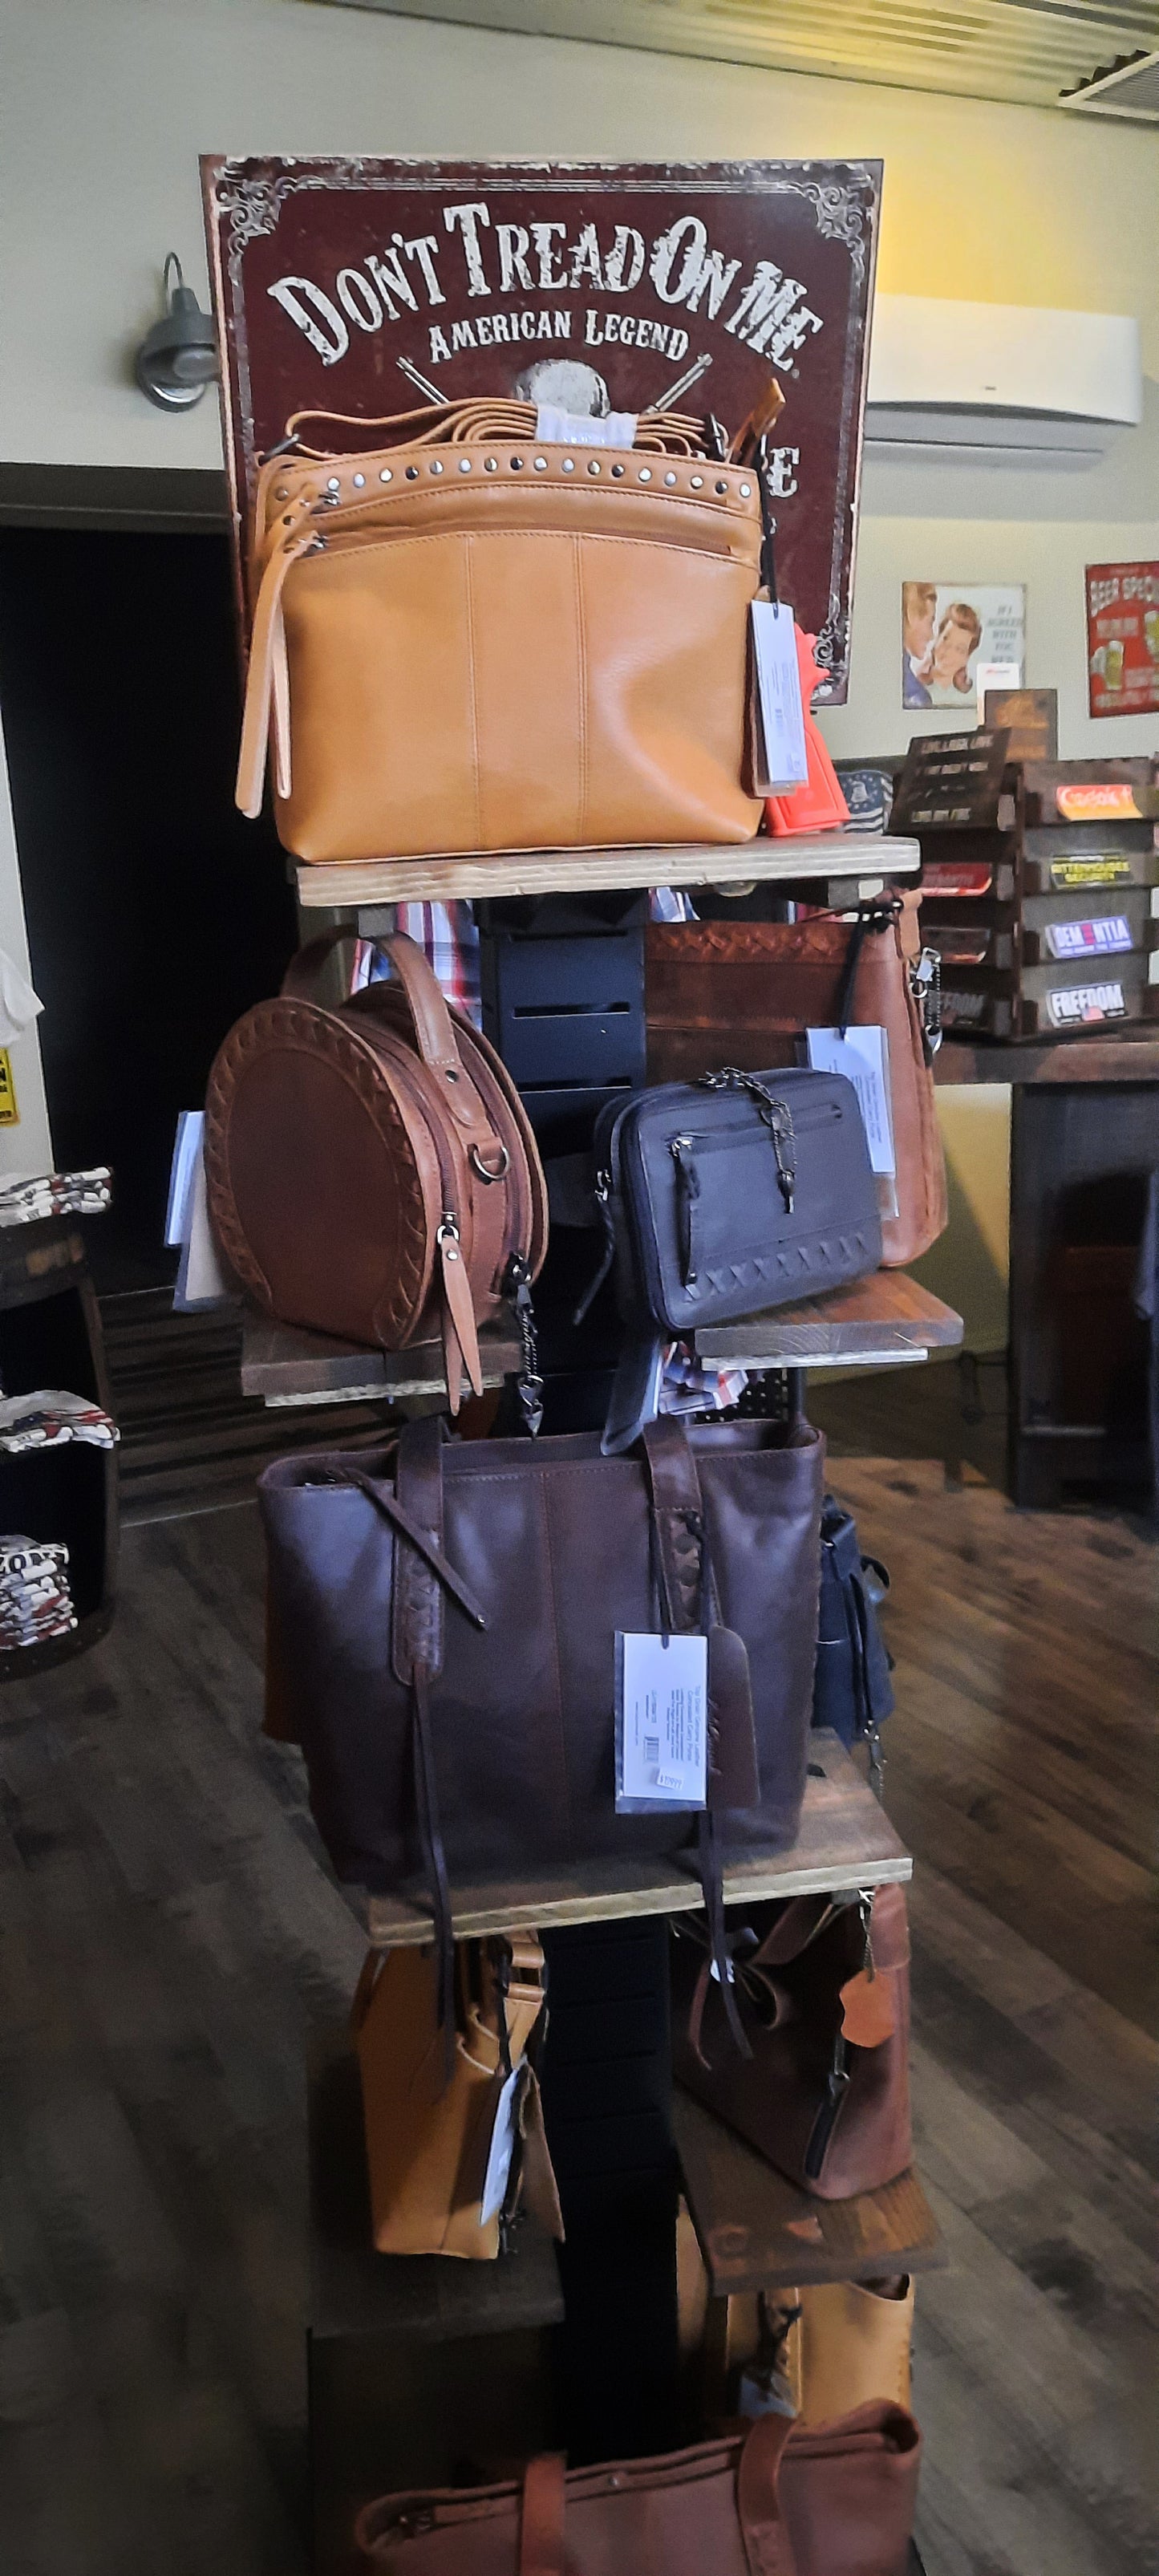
[574,1068,881,1450]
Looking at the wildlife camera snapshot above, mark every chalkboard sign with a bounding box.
[890,730,1011,832]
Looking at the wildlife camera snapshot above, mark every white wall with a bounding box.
[0,715,53,1179]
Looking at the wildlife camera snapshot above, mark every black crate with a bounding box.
[480,927,646,1148]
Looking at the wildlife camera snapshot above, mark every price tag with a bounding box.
[616,1631,707,1811]
[535,406,638,447]
[480,2062,525,2226]
[750,601,808,790]
[806,1027,895,1177]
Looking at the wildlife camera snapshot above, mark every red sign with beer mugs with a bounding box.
[1085,561,1159,718]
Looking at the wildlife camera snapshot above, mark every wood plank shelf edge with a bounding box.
[294,834,921,911]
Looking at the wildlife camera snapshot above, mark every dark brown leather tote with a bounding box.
[671,1882,912,2199]
[260,1413,825,2019]
[204,931,548,1414]
[355,2402,922,2574]
[645,892,946,1267]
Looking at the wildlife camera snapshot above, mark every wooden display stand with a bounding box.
[292,834,920,917]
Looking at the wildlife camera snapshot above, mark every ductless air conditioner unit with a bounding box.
[865,297,1143,466]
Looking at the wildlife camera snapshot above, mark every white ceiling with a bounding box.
[316,0,1159,113]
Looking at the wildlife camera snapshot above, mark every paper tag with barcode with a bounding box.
[750,599,808,791]
[615,1631,707,1811]
[806,1025,896,1176]
[480,2061,525,2226]
[535,406,638,448]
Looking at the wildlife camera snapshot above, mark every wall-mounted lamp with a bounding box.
[135,254,218,411]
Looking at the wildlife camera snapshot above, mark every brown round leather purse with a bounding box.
[204,931,548,1413]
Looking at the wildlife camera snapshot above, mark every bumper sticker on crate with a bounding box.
[1045,916,1133,960]
[1047,980,1128,1027]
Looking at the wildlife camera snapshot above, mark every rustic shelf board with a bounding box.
[935,1030,1159,1085]
[675,2091,945,2296]
[366,1734,910,1949]
[694,1273,962,1366]
[241,1311,521,1404]
[294,835,920,911]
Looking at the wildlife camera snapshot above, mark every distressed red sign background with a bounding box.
[1085,561,1159,719]
[202,156,880,703]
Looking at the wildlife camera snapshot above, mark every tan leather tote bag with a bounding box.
[355,2401,922,2573]
[351,1934,562,2261]
[204,931,548,1413]
[646,890,947,1266]
[235,399,764,862]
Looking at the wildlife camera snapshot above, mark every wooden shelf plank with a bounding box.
[936,1030,1159,1085]
[241,1311,521,1405]
[366,1734,910,1951]
[675,2090,945,2295]
[694,1273,963,1367]
[294,835,920,911]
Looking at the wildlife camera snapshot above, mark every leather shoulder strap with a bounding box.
[736,2412,798,2576]
[391,1418,451,1687]
[640,1418,707,1634]
[519,2455,567,2576]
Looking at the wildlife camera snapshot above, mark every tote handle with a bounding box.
[737,2411,799,2576]
[518,2455,567,2576]
[282,928,475,1093]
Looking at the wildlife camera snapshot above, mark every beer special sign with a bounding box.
[202,156,881,702]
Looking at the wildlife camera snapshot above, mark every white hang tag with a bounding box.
[535,406,638,448]
[807,1026,896,1181]
[480,2059,525,2227]
[615,1631,707,1812]
[750,601,808,791]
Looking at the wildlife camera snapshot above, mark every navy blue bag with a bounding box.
[813,1496,894,1776]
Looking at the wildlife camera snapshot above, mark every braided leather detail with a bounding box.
[391,1539,444,1687]
[204,999,432,1341]
[662,1509,704,1630]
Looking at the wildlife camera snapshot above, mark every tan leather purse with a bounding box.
[236,399,765,862]
[204,930,548,1414]
[646,892,947,1266]
[351,1935,562,2261]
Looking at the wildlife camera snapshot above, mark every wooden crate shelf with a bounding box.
[241,1312,520,1406]
[293,834,920,912]
[366,1733,910,1951]
[693,1275,962,1369]
[675,2090,945,2297]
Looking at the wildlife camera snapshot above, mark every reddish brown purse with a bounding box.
[355,2402,922,2574]
[204,931,548,1414]
[645,892,946,1267]
[671,1884,912,2200]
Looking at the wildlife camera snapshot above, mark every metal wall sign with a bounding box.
[202,156,880,702]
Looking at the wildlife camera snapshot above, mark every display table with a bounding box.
[935,1028,1159,1504]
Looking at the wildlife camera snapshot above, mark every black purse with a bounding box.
[575,1069,881,1450]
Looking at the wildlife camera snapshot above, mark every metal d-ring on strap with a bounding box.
[470,1142,511,1183]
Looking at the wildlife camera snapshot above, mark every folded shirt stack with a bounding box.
[0,1536,78,1649]
[0,1390,119,1454]
[0,1166,112,1226]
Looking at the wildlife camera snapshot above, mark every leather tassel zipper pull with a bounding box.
[437,1212,483,1410]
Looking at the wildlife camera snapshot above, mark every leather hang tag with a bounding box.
[706,1626,761,1810]
[839,1965,897,2048]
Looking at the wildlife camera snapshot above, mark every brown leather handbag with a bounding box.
[204,931,548,1414]
[355,2402,922,2573]
[671,1883,912,2199]
[259,1411,825,2033]
[351,1934,562,2260]
[645,893,947,1266]
[235,399,764,862]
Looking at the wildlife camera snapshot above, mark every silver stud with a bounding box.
[638,467,652,482]
[379,467,392,483]
[430,459,444,474]
[458,456,472,472]
[740,481,752,497]
[691,474,703,489]
[664,470,677,485]
[561,456,574,473]
[611,463,625,477]
[715,478,727,493]
[326,476,340,492]
[533,456,547,471]
[510,456,524,470]
[352,472,365,488]
[587,458,602,475]
[405,465,419,481]
[275,485,288,500]
[484,456,498,473]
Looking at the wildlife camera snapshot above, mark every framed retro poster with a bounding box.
[1085,562,1159,718]
[201,156,881,701]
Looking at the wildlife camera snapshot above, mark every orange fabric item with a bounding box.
[765,629,850,837]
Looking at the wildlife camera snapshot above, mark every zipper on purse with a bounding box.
[697,1069,796,1211]
[910,947,942,1058]
[670,1135,701,1287]
[501,1252,544,1437]
[804,2033,851,2180]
